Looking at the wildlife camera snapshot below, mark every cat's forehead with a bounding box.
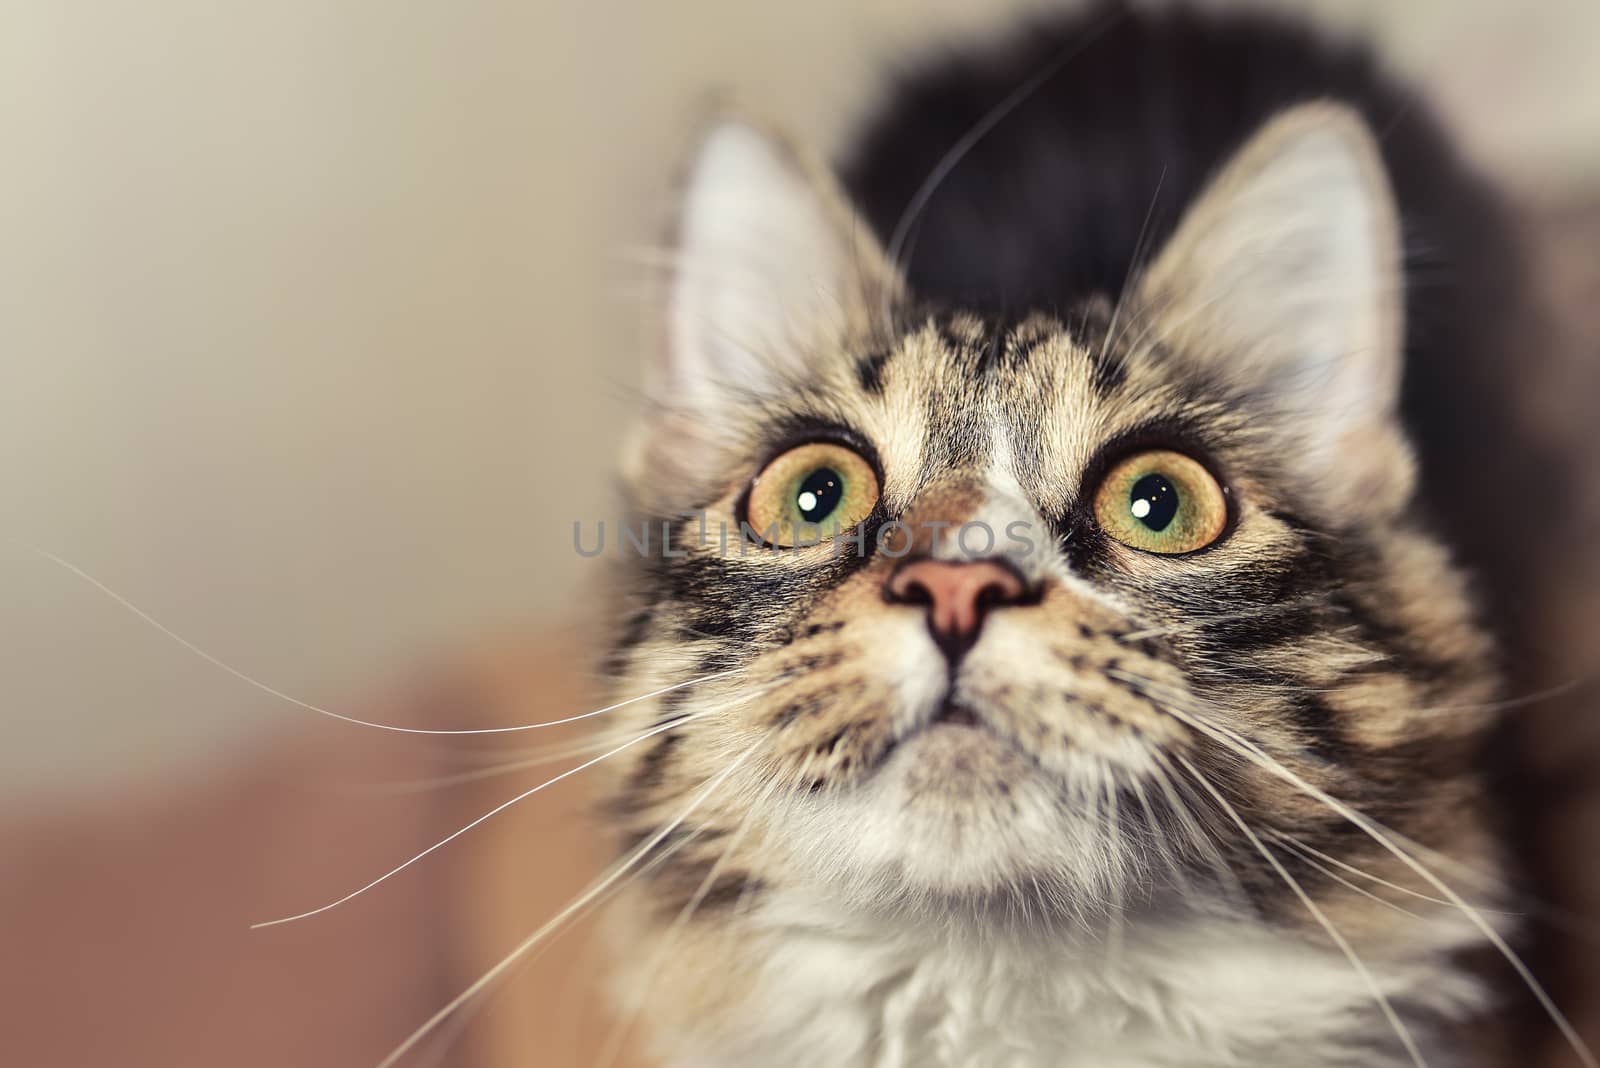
[831,308,1177,513]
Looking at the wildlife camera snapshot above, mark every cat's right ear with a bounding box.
[655,120,902,404]
[1131,103,1412,523]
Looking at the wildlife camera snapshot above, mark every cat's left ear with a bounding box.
[1135,103,1413,522]
[659,120,902,402]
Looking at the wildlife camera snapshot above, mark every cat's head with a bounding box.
[600,103,1500,927]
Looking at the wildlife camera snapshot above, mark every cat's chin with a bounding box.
[795,718,1122,904]
[885,718,1035,791]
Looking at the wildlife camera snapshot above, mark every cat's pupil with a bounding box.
[796,467,844,523]
[1129,473,1179,532]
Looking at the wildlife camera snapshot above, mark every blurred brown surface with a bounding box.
[0,726,455,1066]
[0,639,634,1068]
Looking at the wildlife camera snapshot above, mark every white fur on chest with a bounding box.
[660,901,1485,1068]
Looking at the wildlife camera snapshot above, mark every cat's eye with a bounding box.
[745,441,879,547]
[1092,449,1228,555]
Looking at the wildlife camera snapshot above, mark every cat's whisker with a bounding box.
[1268,833,1430,922]
[373,734,767,1068]
[30,543,751,736]
[596,749,805,1068]
[1144,750,1239,903]
[720,752,826,933]
[1319,822,1600,946]
[1111,665,1532,901]
[1173,752,1428,1068]
[438,801,728,1048]
[252,714,702,929]
[252,680,783,929]
[335,754,588,796]
[334,728,694,796]
[1400,676,1589,718]
[1266,831,1517,917]
[1117,670,1598,1068]
[1397,832,1600,945]
[438,671,749,735]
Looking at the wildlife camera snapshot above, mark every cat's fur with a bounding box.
[595,8,1556,1066]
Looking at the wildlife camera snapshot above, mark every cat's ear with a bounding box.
[1135,103,1413,521]
[659,120,901,402]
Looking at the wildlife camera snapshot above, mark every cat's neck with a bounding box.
[644,889,1492,1068]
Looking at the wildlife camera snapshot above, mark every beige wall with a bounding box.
[3,0,1598,797]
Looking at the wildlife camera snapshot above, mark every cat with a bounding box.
[593,7,1584,1066]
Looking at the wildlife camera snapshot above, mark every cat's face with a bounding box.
[601,106,1500,928]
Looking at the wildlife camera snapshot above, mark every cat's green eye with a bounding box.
[1092,449,1227,555]
[746,442,879,547]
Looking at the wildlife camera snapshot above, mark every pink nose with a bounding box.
[885,558,1029,653]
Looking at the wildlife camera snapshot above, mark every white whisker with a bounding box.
[1097,165,1167,369]
[594,750,799,1068]
[1121,670,1597,1068]
[254,710,712,929]
[1267,831,1516,917]
[28,544,746,736]
[334,731,680,795]
[372,737,765,1068]
[1269,831,1428,922]
[1175,753,1427,1067]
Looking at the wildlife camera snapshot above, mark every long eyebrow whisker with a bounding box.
[1096,164,1168,371]
[876,5,1127,332]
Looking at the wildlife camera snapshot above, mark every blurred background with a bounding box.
[2,1,1597,1065]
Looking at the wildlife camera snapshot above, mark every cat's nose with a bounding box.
[884,558,1030,658]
